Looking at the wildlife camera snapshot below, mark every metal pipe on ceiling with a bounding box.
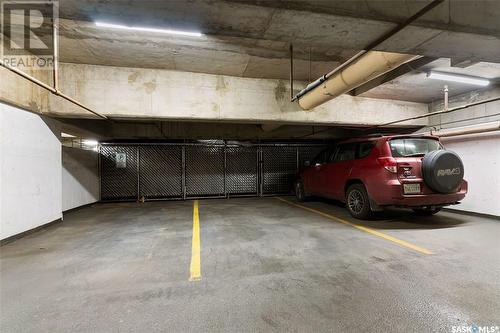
[370,96,500,129]
[53,17,59,92]
[323,0,444,82]
[296,96,500,138]
[0,60,108,120]
[429,121,500,138]
[292,0,445,108]
[430,111,500,128]
[1,18,108,120]
[290,44,294,100]
[297,51,419,110]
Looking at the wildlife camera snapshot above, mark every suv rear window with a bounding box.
[389,138,441,157]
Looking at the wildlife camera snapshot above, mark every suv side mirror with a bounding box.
[304,160,311,167]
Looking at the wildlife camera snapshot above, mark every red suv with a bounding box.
[296,135,467,219]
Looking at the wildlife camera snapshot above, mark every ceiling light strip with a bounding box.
[427,71,490,86]
[95,22,203,37]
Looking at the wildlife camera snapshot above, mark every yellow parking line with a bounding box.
[189,200,201,281]
[275,197,433,255]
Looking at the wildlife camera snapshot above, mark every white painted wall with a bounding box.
[441,132,500,217]
[0,103,62,240]
[62,147,99,212]
[429,92,500,217]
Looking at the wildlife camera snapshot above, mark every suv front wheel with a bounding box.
[346,184,372,219]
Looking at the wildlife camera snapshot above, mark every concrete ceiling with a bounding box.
[361,59,500,103]
[12,0,500,103]
[58,118,420,141]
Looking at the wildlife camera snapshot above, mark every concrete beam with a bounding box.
[0,66,51,115]
[55,118,420,141]
[427,86,500,129]
[40,63,427,126]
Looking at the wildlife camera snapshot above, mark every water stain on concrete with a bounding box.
[212,103,220,114]
[274,80,287,101]
[216,76,228,93]
[28,101,41,113]
[143,79,157,94]
[128,72,139,84]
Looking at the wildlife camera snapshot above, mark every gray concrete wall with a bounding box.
[0,103,62,240]
[48,63,427,125]
[62,147,99,212]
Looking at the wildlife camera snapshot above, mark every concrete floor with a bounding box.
[1,197,499,332]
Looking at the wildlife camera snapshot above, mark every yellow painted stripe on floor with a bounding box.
[275,197,432,255]
[189,200,201,281]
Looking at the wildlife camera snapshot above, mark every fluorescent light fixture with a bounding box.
[95,21,203,37]
[83,140,98,146]
[61,132,76,138]
[427,71,490,86]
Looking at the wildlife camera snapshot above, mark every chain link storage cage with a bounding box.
[139,146,183,200]
[185,145,226,198]
[99,143,327,201]
[226,146,259,196]
[100,145,139,200]
[261,146,299,195]
[298,145,325,168]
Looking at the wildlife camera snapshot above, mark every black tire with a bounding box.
[295,180,307,202]
[422,150,464,194]
[412,207,442,216]
[346,184,372,220]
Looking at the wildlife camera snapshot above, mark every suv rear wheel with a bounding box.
[412,207,442,216]
[346,184,372,219]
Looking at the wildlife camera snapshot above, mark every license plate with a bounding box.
[403,183,421,194]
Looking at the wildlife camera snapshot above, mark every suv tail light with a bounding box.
[378,157,397,173]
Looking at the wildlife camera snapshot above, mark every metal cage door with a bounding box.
[226,146,258,196]
[100,145,139,200]
[139,146,183,200]
[185,146,225,198]
[261,146,298,195]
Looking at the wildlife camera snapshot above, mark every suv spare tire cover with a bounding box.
[422,150,464,194]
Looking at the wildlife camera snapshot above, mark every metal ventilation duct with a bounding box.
[297,51,419,110]
[430,121,500,138]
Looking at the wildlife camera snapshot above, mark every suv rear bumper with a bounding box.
[373,181,467,207]
[386,191,466,207]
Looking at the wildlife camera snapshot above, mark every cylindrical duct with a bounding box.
[298,51,419,110]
